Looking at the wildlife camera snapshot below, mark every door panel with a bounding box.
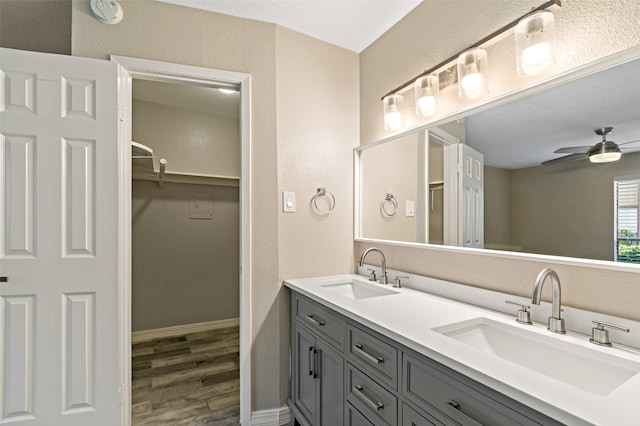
[293,323,317,424]
[0,48,119,425]
[317,339,344,426]
[460,145,484,248]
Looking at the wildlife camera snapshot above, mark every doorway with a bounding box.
[112,56,251,425]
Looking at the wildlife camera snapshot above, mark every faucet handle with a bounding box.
[505,300,532,325]
[392,275,409,288]
[590,321,630,347]
[366,268,377,282]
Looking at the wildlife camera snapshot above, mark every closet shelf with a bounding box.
[131,141,239,187]
[132,170,239,187]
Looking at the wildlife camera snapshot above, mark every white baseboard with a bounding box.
[131,318,239,343]
[251,406,291,425]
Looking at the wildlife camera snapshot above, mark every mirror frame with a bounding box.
[355,44,640,273]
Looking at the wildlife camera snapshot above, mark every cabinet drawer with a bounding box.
[347,402,376,426]
[294,294,345,351]
[348,324,398,389]
[347,363,398,425]
[402,403,443,426]
[402,354,555,426]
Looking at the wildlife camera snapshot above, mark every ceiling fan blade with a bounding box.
[618,139,640,146]
[553,146,593,154]
[542,153,589,165]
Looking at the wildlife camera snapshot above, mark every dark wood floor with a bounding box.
[132,326,240,425]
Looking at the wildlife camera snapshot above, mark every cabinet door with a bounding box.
[317,338,344,425]
[347,402,375,426]
[293,323,318,424]
[402,403,443,426]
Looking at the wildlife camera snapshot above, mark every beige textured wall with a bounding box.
[132,100,240,178]
[510,151,640,260]
[359,0,640,321]
[275,27,359,400]
[484,166,512,250]
[131,181,239,331]
[275,26,358,280]
[71,0,358,410]
[71,0,283,410]
[0,0,71,54]
[361,133,420,242]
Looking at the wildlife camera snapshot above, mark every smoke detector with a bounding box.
[90,0,123,25]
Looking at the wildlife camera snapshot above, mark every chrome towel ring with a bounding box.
[312,187,336,215]
[380,193,398,217]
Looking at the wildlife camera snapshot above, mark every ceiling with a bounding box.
[465,56,640,169]
[132,79,240,119]
[155,0,423,52]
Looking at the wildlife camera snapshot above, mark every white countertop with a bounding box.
[284,273,640,426]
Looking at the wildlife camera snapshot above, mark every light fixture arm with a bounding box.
[380,0,561,100]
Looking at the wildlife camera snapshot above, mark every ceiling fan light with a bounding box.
[589,151,622,163]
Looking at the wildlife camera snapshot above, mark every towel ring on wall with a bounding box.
[312,187,336,215]
[380,193,398,217]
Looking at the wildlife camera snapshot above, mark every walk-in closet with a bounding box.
[129,78,241,425]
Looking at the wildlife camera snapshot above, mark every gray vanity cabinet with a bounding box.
[288,291,564,426]
[291,297,345,426]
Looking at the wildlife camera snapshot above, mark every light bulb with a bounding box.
[383,94,403,130]
[515,11,556,77]
[414,75,439,118]
[457,48,489,100]
[384,110,402,130]
[460,68,483,92]
[218,88,237,94]
[521,42,552,76]
[460,63,485,99]
[417,95,437,117]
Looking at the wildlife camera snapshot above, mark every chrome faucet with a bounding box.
[531,268,566,334]
[358,247,388,284]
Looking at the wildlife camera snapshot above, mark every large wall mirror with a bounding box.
[356,46,640,267]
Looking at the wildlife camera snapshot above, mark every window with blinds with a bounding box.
[615,178,640,263]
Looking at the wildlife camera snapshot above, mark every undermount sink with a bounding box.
[321,279,399,300]
[434,317,640,396]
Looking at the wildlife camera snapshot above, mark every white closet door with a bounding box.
[459,144,484,248]
[0,48,120,425]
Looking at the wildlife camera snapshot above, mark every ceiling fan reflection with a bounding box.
[542,127,640,165]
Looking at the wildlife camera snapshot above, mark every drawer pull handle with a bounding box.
[353,344,384,364]
[446,400,483,426]
[305,314,325,327]
[352,384,384,411]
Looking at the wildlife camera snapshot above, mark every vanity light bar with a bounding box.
[380,0,561,101]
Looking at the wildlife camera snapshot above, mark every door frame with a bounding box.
[111,55,252,425]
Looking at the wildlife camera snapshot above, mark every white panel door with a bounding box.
[459,144,484,248]
[0,48,119,425]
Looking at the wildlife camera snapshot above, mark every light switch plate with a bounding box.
[283,191,296,212]
[406,200,415,217]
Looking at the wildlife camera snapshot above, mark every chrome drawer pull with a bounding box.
[352,384,384,411]
[353,344,384,364]
[446,400,483,426]
[305,314,325,327]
